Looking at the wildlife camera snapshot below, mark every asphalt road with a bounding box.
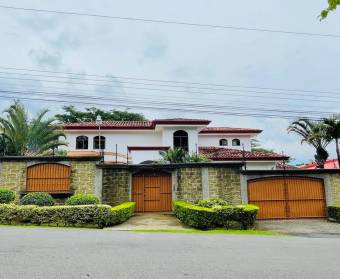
[1,227,340,279]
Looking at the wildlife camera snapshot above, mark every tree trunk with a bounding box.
[336,138,340,169]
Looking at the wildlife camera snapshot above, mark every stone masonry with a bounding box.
[102,169,130,205]
[176,167,203,203]
[208,167,241,204]
[70,161,97,194]
[0,162,26,198]
[329,173,340,205]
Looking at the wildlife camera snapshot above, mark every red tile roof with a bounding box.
[199,147,288,161]
[300,159,339,169]
[200,127,262,134]
[62,118,211,130]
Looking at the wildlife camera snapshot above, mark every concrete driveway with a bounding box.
[1,226,340,279]
[257,219,340,237]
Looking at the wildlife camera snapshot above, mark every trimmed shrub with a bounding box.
[173,200,259,230]
[66,194,100,206]
[173,200,216,229]
[109,202,136,226]
[20,192,55,207]
[0,189,15,204]
[328,206,340,222]
[0,204,111,228]
[197,198,228,208]
[0,202,135,228]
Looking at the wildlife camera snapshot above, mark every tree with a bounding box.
[288,118,330,168]
[323,116,340,167]
[159,148,187,163]
[0,100,66,156]
[320,0,340,19]
[251,139,274,154]
[55,106,147,123]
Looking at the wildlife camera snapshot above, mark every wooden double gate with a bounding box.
[248,177,326,219]
[132,172,172,212]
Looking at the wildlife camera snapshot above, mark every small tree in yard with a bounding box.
[323,116,340,167]
[288,118,330,168]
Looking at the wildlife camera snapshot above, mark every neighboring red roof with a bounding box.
[63,118,211,130]
[300,159,339,169]
[200,127,262,134]
[199,147,288,161]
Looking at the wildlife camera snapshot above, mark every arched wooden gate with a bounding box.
[248,177,326,219]
[132,172,172,212]
[26,163,71,193]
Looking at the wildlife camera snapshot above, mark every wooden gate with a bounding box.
[248,177,326,219]
[132,172,172,212]
[26,163,71,193]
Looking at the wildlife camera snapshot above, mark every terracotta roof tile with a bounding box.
[199,147,288,161]
[200,127,262,134]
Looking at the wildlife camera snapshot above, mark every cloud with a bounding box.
[142,33,169,61]
[29,49,62,70]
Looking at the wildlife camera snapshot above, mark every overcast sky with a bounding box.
[0,0,339,164]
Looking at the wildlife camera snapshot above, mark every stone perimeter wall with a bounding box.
[102,168,130,206]
[0,160,97,199]
[329,173,340,205]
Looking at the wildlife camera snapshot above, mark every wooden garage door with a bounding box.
[26,163,71,193]
[248,177,326,219]
[132,172,172,212]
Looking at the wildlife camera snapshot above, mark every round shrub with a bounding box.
[197,198,228,208]
[65,194,100,206]
[21,192,55,207]
[0,189,16,204]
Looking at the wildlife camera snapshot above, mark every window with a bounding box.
[93,136,106,149]
[219,139,228,146]
[76,136,88,149]
[173,130,189,151]
[232,138,241,146]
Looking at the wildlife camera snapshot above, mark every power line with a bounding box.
[0,89,329,119]
[1,74,340,105]
[0,4,339,38]
[2,66,340,97]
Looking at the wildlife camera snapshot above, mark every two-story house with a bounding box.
[62,118,287,169]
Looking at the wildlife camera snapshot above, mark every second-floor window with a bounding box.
[173,130,189,151]
[219,139,228,146]
[93,136,106,149]
[232,138,241,146]
[76,136,88,149]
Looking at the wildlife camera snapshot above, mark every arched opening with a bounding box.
[219,139,228,146]
[76,136,88,149]
[173,130,189,151]
[93,136,106,149]
[232,138,241,146]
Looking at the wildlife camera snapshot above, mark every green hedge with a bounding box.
[0,189,15,204]
[21,192,55,206]
[328,206,340,222]
[0,202,136,228]
[173,200,259,230]
[197,198,228,208]
[66,194,100,206]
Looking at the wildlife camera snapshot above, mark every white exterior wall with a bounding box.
[161,127,199,154]
[198,135,252,150]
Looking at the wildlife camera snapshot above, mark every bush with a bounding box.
[109,202,136,226]
[197,198,228,208]
[0,202,136,229]
[20,192,55,207]
[0,189,15,204]
[173,200,259,230]
[66,194,100,206]
[328,206,340,222]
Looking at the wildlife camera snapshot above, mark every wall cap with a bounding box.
[242,169,340,175]
[0,156,100,162]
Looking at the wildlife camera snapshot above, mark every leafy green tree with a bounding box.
[288,118,330,168]
[55,106,147,123]
[251,139,274,154]
[0,101,66,156]
[323,116,340,167]
[159,148,187,163]
[321,0,340,19]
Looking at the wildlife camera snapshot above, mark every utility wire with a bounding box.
[2,66,340,97]
[0,4,339,38]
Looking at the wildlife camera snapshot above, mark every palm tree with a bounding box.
[0,100,66,156]
[323,116,340,167]
[159,148,187,163]
[288,118,330,168]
